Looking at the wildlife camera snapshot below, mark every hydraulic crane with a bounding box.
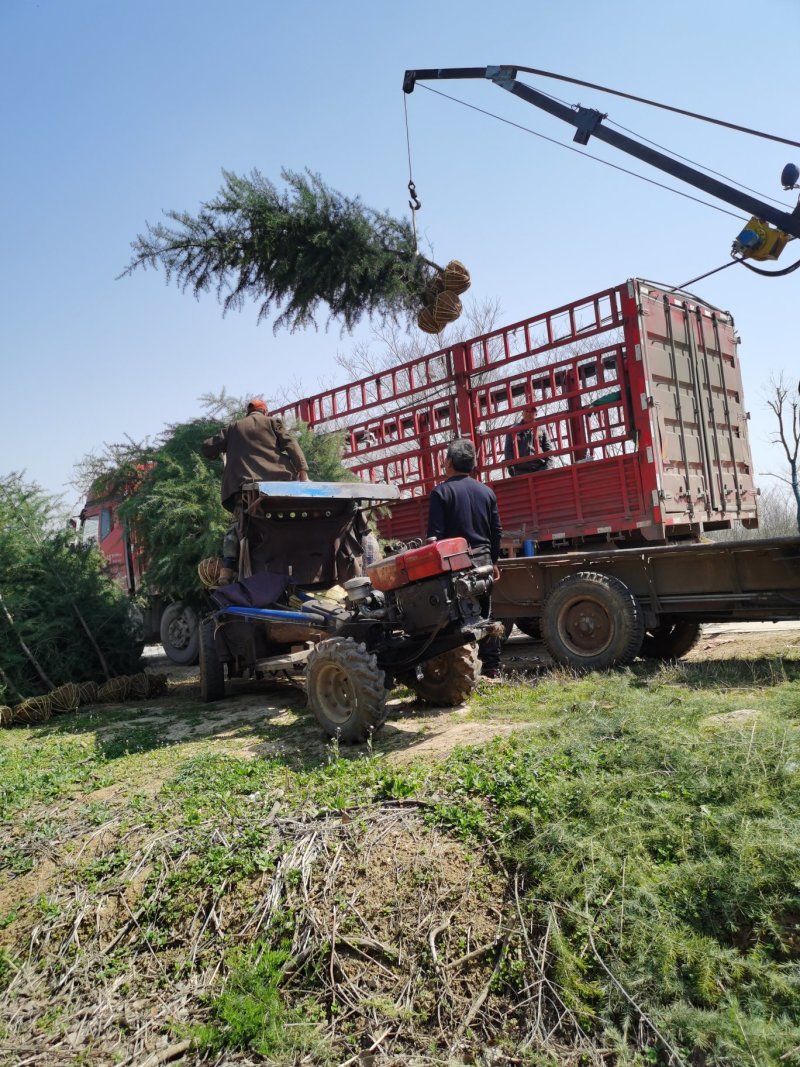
[403,65,800,267]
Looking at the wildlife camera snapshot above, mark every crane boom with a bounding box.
[403,66,800,252]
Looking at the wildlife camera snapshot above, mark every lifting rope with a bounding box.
[403,93,421,251]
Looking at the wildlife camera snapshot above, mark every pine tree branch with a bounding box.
[0,485,113,681]
[121,168,436,333]
[0,586,55,691]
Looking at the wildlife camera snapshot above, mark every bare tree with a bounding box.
[712,483,798,542]
[763,374,800,533]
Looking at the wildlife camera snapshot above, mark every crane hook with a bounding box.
[408,180,422,213]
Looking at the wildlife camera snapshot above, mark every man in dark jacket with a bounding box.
[504,401,552,475]
[202,399,310,581]
[427,438,503,680]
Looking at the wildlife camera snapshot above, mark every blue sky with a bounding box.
[1,0,798,516]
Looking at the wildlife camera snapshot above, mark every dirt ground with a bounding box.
[138,621,800,765]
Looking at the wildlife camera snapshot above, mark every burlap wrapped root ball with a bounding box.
[146,673,168,698]
[49,682,81,714]
[13,695,53,725]
[97,676,133,704]
[417,260,470,334]
[0,705,14,727]
[128,672,151,700]
[417,290,463,334]
[77,680,99,706]
[440,259,471,295]
[198,557,223,588]
[422,260,471,303]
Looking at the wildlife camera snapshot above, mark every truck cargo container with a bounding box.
[274,278,758,552]
[272,279,800,670]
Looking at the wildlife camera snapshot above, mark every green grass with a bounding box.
[433,671,800,1066]
[1,655,799,1065]
[191,942,326,1060]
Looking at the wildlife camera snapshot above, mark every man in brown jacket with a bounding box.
[202,399,310,579]
[202,399,309,511]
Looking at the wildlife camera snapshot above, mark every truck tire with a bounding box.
[305,637,388,743]
[159,602,199,665]
[641,620,702,661]
[411,644,481,706]
[199,618,225,702]
[516,617,542,640]
[541,571,644,670]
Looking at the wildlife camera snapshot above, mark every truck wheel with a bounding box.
[641,620,702,660]
[411,644,481,706]
[542,571,644,670]
[199,618,225,702]
[160,602,199,665]
[305,637,388,743]
[516,617,542,640]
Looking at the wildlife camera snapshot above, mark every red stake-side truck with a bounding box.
[80,492,200,664]
[273,278,800,669]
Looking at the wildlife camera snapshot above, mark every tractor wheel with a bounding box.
[411,644,481,706]
[199,618,225,702]
[305,637,388,743]
[541,571,644,671]
[516,617,542,640]
[160,602,199,665]
[641,619,702,661]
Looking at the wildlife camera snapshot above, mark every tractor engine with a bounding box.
[350,537,493,634]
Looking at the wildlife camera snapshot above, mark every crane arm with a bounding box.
[403,66,800,248]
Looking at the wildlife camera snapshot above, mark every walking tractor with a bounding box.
[199,481,495,741]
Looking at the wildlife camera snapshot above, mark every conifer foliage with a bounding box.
[84,418,231,612]
[0,474,142,703]
[78,398,355,616]
[122,169,436,333]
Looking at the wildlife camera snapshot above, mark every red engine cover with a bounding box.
[367,537,473,592]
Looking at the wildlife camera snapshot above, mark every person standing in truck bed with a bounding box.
[504,400,553,475]
[202,399,310,581]
[427,438,503,680]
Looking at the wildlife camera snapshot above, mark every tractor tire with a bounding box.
[160,602,199,665]
[541,571,644,671]
[410,644,481,706]
[515,617,542,640]
[199,618,225,702]
[641,619,702,661]
[305,637,388,743]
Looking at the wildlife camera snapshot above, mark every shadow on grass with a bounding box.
[22,647,800,771]
[630,655,800,690]
[28,673,471,772]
